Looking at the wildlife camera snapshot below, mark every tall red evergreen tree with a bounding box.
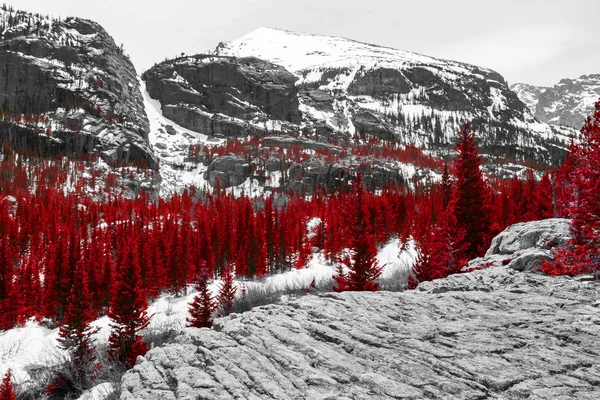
[452,123,491,259]
[553,141,578,217]
[333,177,382,291]
[544,100,600,275]
[216,265,237,316]
[107,240,152,368]
[55,258,99,388]
[0,370,16,400]
[409,206,467,288]
[0,237,16,330]
[187,269,214,328]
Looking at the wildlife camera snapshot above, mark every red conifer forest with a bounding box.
[0,102,599,377]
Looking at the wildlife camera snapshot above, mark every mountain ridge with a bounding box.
[141,26,570,196]
[511,74,600,128]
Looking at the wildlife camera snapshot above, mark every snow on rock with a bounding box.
[212,27,481,75]
[76,383,115,400]
[465,218,572,272]
[208,27,568,168]
[121,267,600,400]
[140,78,221,196]
[513,75,600,129]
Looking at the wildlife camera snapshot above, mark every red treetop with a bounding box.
[187,269,215,328]
[452,123,492,259]
[544,100,600,275]
[0,370,16,400]
[333,176,382,291]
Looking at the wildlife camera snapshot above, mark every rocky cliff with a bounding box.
[120,217,599,400]
[511,75,600,129]
[0,6,156,169]
[142,55,301,138]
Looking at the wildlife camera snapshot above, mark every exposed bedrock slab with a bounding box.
[121,267,600,400]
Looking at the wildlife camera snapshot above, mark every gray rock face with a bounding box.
[0,8,157,170]
[143,55,302,138]
[281,158,406,195]
[121,267,600,399]
[206,155,251,188]
[466,218,572,272]
[510,83,548,116]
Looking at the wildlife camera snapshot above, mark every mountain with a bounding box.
[510,83,548,115]
[0,6,157,177]
[143,27,569,174]
[511,75,600,128]
[0,10,578,196]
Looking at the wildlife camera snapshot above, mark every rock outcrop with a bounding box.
[121,268,599,399]
[142,55,302,138]
[465,218,572,272]
[0,7,156,169]
[205,155,251,188]
[279,158,410,195]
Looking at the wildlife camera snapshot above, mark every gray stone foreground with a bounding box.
[121,266,600,399]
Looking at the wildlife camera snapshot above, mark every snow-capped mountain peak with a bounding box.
[211,26,496,78]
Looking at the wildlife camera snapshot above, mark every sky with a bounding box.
[15,0,600,87]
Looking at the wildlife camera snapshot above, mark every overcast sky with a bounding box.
[16,0,599,87]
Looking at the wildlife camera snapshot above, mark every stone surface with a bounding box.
[466,218,572,272]
[206,155,251,188]
[121,264,600,399]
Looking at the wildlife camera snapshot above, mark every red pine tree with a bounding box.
[410,206,467,288]
[333,177,382,291]
[216,265,237,316]
[0,370,16,400]
[54,258,99,392]
[332,263,347,292]
[187,270,215,328]
[544,100,600,276]
[107,241,152,368]
[0,237,16,330]
[452,123,492,259]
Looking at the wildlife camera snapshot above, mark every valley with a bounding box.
[0,3,599,400]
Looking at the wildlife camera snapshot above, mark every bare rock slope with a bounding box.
[121,271,600,399]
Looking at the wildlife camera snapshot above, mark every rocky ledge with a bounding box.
[121,269,600,399]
